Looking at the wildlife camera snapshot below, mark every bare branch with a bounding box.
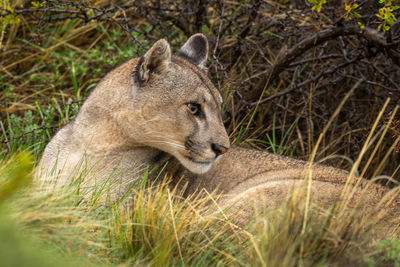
[251,25,400,98]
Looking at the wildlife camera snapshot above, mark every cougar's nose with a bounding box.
[211,143,229,157]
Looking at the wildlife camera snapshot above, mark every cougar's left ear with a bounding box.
[176,33,209,71]
[136,39,171,84]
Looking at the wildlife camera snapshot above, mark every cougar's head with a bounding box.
[130,34,230,174]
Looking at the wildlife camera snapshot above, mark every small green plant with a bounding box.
[377,0,400,32]
[0,99,80,160]
[375,239,400,265]
[307,0,399,31]
[0,0,21,30]
[30,1,44,8]
[344,2,363,28]
[245,114,298,156]
[307,0,326,12]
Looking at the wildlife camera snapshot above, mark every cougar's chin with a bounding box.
[175,154,213,174]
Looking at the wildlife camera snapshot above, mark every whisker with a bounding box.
[146,140,186,149]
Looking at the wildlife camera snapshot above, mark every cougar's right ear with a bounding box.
[176,33,209,71]
[135,39,171,84]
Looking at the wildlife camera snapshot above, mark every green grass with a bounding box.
[1,151,400,266]
[0,154,242,266]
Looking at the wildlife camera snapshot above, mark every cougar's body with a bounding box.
[37,34,399,227]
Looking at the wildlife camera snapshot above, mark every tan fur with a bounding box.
[37,34,399,229]
[37,35,229,196]
[178,147,400,227]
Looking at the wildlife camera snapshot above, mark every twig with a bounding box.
[251,25,400,99]
[251,55,360,106]
[1,125,57,145]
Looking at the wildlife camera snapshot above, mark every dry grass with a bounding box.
[1,148,399,266]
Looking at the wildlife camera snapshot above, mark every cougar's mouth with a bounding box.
[185,156,213,165]
[174,153,214,174]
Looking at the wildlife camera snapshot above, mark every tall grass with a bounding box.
[1,141,400,266]
[1,155,245,266]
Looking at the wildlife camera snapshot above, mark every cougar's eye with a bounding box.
[187,103,201,116]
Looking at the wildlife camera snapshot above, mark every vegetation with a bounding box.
[1,0,400,266]
[1,150,399,266]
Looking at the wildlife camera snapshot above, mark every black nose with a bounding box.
[211,143,229,157]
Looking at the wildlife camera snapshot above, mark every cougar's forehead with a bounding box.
[171,56,223,106]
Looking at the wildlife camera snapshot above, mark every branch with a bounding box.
[251,25,400,99]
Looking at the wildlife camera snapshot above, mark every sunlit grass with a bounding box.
[0,145,399,266]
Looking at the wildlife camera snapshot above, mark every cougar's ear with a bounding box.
[136,39,171,84]
[176,33,209,70]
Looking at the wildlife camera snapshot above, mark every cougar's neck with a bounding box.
[132,149,189,187]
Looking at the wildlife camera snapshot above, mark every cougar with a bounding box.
[37,34,399,228]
